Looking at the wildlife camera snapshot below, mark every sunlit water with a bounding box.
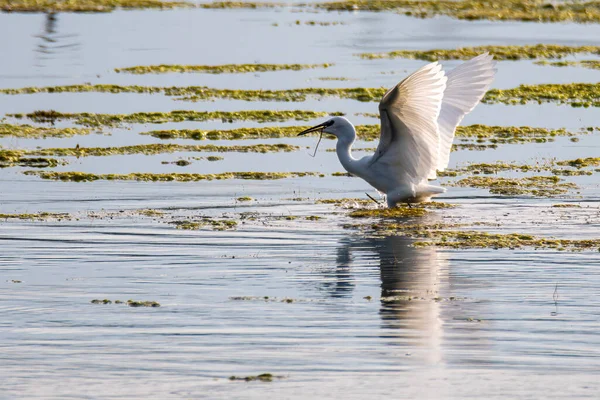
[1,7,599,399]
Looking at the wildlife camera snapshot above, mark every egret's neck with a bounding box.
[336,129,359,174]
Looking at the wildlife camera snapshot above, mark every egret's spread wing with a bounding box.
[437,53,497,172]
[370,62,447,183]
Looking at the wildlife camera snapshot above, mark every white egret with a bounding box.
[299,53,497,208]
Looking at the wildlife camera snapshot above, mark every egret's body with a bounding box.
[299,53,497,208]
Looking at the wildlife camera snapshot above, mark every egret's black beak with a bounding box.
[297,122,327,136]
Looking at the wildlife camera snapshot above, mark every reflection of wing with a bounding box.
[437,53,497,172]
[370,62,447,183]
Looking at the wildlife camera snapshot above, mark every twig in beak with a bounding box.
[309,130,323,158]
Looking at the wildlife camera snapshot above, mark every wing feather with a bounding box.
[371,62,447,184]
[436,53,497,171]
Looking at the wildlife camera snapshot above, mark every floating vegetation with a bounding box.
[25,170,322,182]
[237,196,253,202]
[349,207,429,218]
[0,123,91,138]
[295,20,344,26]
[305,215,322,220]
[552,203,581,208]
[137,209,165,217]
[229,373,282,382]
[0,150,62,168]
[0,0,192,12]
[452,176,578,197]
[483,83,600,107]
[556,157,600,168]
[115,63,332,74]
[91,299,112,304]
[316,198,373,207]
[535,60,600,70]
[314,0,600,23]
[0,212,70,220]
[230,296,301,303]
[200,1,280,9]
[453,125,595,145]
[127,300,161,307]
[6,83,600,108]
[0,84,388,103]
[143,124,594,144]
[358,44,600,60]
[170,218,238,231]
[8,143,299,158]
[11,110,340,128]
[411,231,600,251]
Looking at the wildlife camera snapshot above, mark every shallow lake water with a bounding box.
[1,5,600,399]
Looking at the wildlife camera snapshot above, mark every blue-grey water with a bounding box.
[1,6,599,399]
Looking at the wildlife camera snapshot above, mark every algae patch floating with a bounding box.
[4,83,599,107]
[115,63,333,74]
[0,212,70,220]
[0,123,92,138]
[358,44,600,60]
[452,176,578,197]
[10,110,342,127]
[24,171,323,182]
[8,143,299,157]
[483,83,600,107]
[0,0,192,12]
[314,0,600,23]
[535,60,600,70]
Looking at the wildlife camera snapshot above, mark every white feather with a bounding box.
[369,61,447,186]
[437,53,497,171]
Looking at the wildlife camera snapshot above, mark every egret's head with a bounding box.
[297,116,354,139]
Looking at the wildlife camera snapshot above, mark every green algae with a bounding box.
[305,215,322,220]
[11,110,340,128]
[0,84,388,103]
[0,123,91,138]
[411,231,600,251]
[556,157,600,168]
[6,82,600,107]
[0,0,191,12]
[237,196,253,202]
[315,0,600,23]
[552,203,581,208]
[0,149,61,168]
[359,44,600,60]
[12,143,299,157]
[452,176,578,197]
[115,63,332,74]
[350,220,600,251]
[200,1,280,9]
[91,299,112,304]
[143,124,593,144]
[0,212,70,220]
[171,218,238,231]
[483,83,600,107]
[535,60,600,70]
[137,209,165,217]
[229,373,282,382]
[25,170,321,182]
[127,300,160,307]
[296,20,344,26]
[207,156,224,161]
[349,207,428,218]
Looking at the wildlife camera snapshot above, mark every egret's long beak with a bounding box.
[297,122,327,136]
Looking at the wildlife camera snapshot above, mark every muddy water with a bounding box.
[1,6,600,399]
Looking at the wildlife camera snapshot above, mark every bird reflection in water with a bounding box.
[336,234,449,364]
[34,13,81,69]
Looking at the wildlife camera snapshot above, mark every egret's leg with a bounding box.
[365,192,380,205]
